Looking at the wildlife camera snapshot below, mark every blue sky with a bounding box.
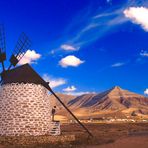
[0,0,148,95]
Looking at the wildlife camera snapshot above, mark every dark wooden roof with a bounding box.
[2,64,49,89]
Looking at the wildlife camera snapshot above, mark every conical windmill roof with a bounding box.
[2,64,48,89]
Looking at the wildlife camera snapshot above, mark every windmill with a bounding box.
[0,25,6,72]
[0,25,93,137]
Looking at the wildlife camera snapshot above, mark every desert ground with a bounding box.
[0,122,148,148]
[62,122,148,148]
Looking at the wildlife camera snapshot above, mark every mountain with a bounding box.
[68,86,147,109]
[49,86,148,120]
[50,86,148,119]
[49,93,75,110]
[67,86,148,119]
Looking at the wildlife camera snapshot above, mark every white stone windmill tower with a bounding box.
[0,25,93,137]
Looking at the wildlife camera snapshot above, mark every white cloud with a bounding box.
[43,74,66,88]
[63,86,77,92]
[144,89,148,95]
[111,62,125,67]
[19,50,41,65]
[59,55,84,68]
[140,50,148,57]
[65,91,96,96]
[81,23,100,33]
[124,7,148,31]
[61,44,79,51]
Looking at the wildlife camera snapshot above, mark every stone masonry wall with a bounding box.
[0,83,52,136]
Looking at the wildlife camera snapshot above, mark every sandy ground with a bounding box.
[63,123,148,148]
[0,123,148,148]
[1,135,147,148]
[86,136,148,148]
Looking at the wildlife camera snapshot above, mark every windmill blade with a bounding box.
[8,32,31,70]
[46,84,93,138]
[0,24,6,72]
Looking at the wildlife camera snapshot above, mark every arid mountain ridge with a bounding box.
[50,86,148,119]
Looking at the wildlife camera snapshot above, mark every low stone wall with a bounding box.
[0,83,52,136]
[0,135,76,147]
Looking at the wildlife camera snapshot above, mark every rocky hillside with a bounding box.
[68,86,148,110]
[49,86,148,119]
[49,93,75,110]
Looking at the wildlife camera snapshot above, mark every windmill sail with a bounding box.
[8,32,31,70]
[0,24,6,71]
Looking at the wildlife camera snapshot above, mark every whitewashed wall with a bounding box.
[0,83,52,136]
